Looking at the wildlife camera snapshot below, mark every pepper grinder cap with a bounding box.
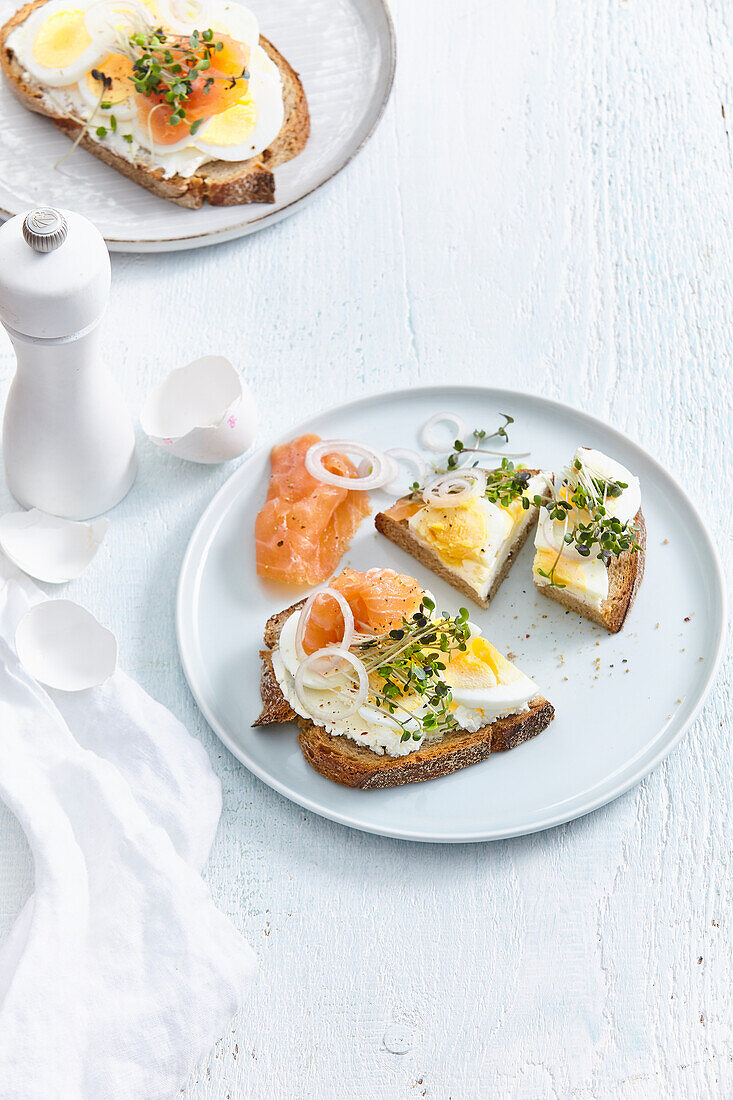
[0,207,110,340]
[22,207,68,253]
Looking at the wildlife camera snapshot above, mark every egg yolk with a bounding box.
[199,92,257,147]
[533,550,598,590]
[415,501,490,566]
[85,52,135,104]
[33,9,90,67]
[445,637,522,690]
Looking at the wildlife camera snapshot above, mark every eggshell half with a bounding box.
[141,355,257,464]
[0,509,108,583]
[15,600,117,691]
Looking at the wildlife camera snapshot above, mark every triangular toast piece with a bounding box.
[374,468,547,610]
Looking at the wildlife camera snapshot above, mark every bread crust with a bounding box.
[254,600,555,789]
[374,470,545,609]
[535,508,646,633]
[0,1,309,208]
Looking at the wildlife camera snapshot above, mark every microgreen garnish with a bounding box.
[117,26,248,131]
[54,70,113,167]
[445,415,516,470]
[534,458,642,589]
[483,458,533,508]
[353,598,471,739]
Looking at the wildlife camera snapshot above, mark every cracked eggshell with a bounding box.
[15,600,117,691]
[140,356,258,464]
[0,509,108,583]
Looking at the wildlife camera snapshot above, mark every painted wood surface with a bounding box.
[0,0,731,1096]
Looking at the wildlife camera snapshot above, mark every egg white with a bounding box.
[574,447,641,524]
[193,44,283,162]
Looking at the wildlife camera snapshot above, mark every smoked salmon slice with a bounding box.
[255,434,370,586]
[300,568,424,654]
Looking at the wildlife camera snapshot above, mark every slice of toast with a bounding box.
[0,0,310,208]
[254,601,555,789]
[374,470,546,610]
[534,508,646,633]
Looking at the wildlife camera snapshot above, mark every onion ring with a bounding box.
[295,588,355,660]
[305,439,394,491]
[422,470,487,507]
[384,448,428,492]
[420,412,467,454]
[85,0,151,37]
[294,647,369,720]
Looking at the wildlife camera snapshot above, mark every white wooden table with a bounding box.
[1,1,731,1096]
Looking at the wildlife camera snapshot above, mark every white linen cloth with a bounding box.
[0,558,256,1099]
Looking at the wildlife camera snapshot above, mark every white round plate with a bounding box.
[0,0,395,251]
[177,386,726,843]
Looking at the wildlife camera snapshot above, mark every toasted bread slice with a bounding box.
[374,470,546,610]
[0,0,309,208]
[534,508,646,633]
[254,601,555,789]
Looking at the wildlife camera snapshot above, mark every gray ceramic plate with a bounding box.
[177,386,727,842]
[0,0,395,251]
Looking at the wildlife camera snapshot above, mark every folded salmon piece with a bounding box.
[255,434,370,586]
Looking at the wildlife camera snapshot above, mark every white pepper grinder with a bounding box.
[0,207,137,519]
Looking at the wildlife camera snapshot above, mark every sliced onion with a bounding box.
[305,439,394,491]
[172,0,203,21]
[85,0,151,38]
[422,470,487,507]
[384,448,428,492]
[357,453,399,482]
[420,412,467,454]
[294,647,369,720]
[295,588,355,660]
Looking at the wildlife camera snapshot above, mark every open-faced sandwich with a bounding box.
[0,0,309,207]
[255,567,555,788]
[532,447,645,632]
[375,460,550,609]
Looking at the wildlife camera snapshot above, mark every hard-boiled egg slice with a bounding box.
[127,107,210,155]
[208,0,259,50]
[444,637,539,723]
[78,51,135,119]
[574,447,641,523]
[21,0,111,87]
[445,637,523,692]
[193,46,283,161]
